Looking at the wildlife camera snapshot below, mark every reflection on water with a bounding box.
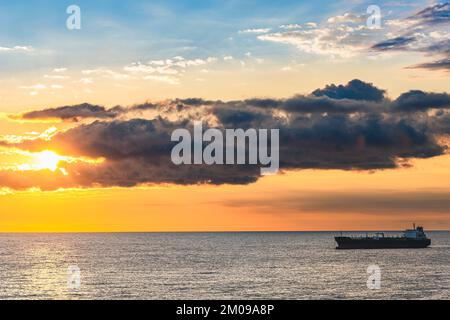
[0,232,449,299]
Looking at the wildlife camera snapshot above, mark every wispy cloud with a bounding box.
[81,68,130,80]
[123,56,218,84]
[53,68,67,73]
[409,58,450,71]
[221,190,450,216]
[44,74,70,80]
[372,3,450,71]
[258,15,379,58]
[0,45,34,53]
[255,2,449,66]
[238,28,271,34]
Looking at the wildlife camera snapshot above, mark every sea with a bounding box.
[0,231,449,300]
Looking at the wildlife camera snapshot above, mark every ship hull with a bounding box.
[335,237,431,249]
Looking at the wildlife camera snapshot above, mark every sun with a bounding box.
[34,150,64,171]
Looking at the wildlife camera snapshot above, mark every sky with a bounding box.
[0,0,449,231]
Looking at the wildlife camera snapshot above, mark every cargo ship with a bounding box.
[335,225,431,249]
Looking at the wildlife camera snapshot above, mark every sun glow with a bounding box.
[0,146,105,173]
[34,150,64,171]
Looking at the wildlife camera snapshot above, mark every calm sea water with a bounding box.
[0,232,449,300]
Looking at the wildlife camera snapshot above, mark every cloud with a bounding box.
[19,83,66,95]
[371,36,416,51]
[394,90,450,111]
[258,23,374,58]
[229,80,387,113]
[372,3,450,70]
[44,74,70,80]
[2,79,450,190]
[256,10,388,58]
[411,2,450,26]
[408,58,450,71]
[1,118,262,189]
[327,13,366,24]
[279,24,302,30]
[122,56,217,84]
[3,113,442,189]
[238,28,271,34]
[221,190,450,216]
[126,56,217,74]
[311,79,386,102]
[11,103,119,122]
[81,68,130,80]
[0,46,34,53]
[71,56,219,88]
[258,95,383,114]
[253,3,449,69]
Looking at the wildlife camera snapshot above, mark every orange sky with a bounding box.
[1,153,450,232]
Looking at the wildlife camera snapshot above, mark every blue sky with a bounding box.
[0,0,430,72]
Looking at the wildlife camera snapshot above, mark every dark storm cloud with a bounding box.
[5,112,444,189]
[282,95,383,114]
[4,118,262,188]
[195,93,375,114]
[128,102,158,111]
[176,98,218,106]
[9,102,162,122]
[278,115,443,170]
[12,103,119,121]
[213,108,272,127]
[394,90,450,111]
[2,79,450,190]
[432,112,450,134]
[218,80,387,115]
[311,79,386,102]
[49,118,175,159]
[3,115,441,189]
[243,98,280,109]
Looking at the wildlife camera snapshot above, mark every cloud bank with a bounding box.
[1,79,450,190]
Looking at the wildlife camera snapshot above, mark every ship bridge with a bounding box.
[403,225,426,239]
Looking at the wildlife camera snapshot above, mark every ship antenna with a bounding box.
[413,222,416,229]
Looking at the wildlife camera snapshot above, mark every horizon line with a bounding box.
[0,229,449,234]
